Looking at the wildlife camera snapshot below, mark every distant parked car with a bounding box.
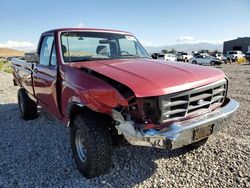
[226,51,245,61]
[156,54,164,60]
[177,52,192,62]
[211,53,227,63]
[190,55,223,66]
[157,54,177,61]
[164,54,177,61]
[6,57,13,61]
[151,53,160,59]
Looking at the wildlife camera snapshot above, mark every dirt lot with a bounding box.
[0,64,249,187]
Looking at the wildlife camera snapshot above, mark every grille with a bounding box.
[159,79,227,123]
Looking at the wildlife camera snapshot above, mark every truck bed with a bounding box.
[12,58,35,97]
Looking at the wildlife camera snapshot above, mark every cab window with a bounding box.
[50,44,57,66]
[39,36,54,66]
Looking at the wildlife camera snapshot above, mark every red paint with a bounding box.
[59,65,128,119]
[12,28,226,125]
[71,59,225,97]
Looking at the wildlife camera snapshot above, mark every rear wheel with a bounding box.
[234,57,237,62]
[70,112,112,178]
[17,88,38,120]
[210,61,215,66]
[192,60,197,64]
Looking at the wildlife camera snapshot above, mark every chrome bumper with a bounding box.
[115,98,239,149]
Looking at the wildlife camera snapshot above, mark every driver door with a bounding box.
[32,35,62,120]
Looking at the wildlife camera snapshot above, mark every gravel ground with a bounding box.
[0,64,250,188]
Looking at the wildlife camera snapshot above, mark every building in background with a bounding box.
[223,37,250,54]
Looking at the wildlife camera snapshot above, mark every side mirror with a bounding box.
[24,53,39,63]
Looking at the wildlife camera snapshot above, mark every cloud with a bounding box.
[195,39,226,45]
[140,40,162,47]
[0,40,36,51]
[177,36,195,43]
[177,36,228,45]
[76,22,84,28]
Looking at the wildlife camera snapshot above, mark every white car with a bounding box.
[157,54,177,61]
[212,54,225,61]
[190,55,224,66]
[177,52,193,62]
[226,51,245,61]
[211,53,227,63]
[163,54,177,61]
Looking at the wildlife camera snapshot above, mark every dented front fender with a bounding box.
[61,65,129,119]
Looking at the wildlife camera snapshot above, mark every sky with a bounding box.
[0,0,250,51]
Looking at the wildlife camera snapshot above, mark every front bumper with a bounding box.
[119,98,239,149]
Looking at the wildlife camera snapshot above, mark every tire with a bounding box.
[108,126,128,147]
[192,60,197,64]
[17,88,38,120]
[70,112,112,178]
[210,61,215,66]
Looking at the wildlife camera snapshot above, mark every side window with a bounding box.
[135,43,148,57]
[39,36,54,66]
[50,44,57,66]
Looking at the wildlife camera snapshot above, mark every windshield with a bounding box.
[228,51,237,54]
[60,31,149,62]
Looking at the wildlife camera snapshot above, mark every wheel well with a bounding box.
[67,103,87,120]
[67,103,113,127]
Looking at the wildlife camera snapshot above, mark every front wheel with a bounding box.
[192,60,197,64]
[70,112,112,178]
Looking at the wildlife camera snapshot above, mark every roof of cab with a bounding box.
[42,28,133,35]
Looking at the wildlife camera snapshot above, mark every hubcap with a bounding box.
[75,130,87,162]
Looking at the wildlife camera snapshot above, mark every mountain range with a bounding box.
[144,42,223,53]
[0,48,24,57]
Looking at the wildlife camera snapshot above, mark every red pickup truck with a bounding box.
[11,28,239,178]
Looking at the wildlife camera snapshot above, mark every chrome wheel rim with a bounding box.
[75,130,87,162]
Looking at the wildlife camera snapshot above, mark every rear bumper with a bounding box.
[118,98,239,149]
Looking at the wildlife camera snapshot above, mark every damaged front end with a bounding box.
[112,98,239,149]
[112,96,172,148]
[112,79,239,149]
[72,66,239,150]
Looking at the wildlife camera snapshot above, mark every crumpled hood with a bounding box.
[71,59,225,97]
